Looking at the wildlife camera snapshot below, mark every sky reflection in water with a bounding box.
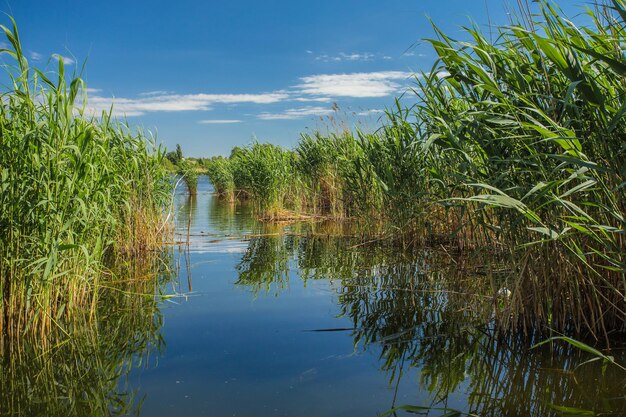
[127,176,626,417]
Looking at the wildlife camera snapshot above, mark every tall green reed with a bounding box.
[411,0,626,339]
[0,18,171,346]
[208,1,625,340]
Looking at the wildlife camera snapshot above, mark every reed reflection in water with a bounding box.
[6,177,622,417]
[0,254,171,417]
[233,221,626,416]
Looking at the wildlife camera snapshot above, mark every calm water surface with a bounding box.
[4,175,623,417]
[124,176,625,417]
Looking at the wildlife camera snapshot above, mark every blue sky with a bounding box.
[3,0,584,156]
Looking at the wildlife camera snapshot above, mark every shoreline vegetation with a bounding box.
[203,2,626,342]
[0,19,171,353]
[0,1,623,413]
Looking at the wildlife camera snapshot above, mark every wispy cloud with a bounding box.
[198,119,242,124]
[78,87,102,94]
[356,109,384,116]
[139,90,174,97]
[315,52,376,62]
[52,54,75,65]
[30,51,43,62]
[292,96,333,103]
[257,106,335,120]
[403,51,427,58]
[82,92,290,117]
[29,51,78,65]
[77,70,419,118]
[296,71,413,98]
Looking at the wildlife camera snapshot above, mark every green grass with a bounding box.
[177,159,199,195]
[410,0,626,340]
[0,18,171,347]
[206,0,626,341]
[205,156,235,201]
[230,142,299,218]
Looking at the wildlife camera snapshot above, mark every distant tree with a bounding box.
[166,143,184,165]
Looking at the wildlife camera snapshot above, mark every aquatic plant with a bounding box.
[295,131,370,217]
[204,156,235,201]
[0,18,171,347]
[411,0,626,339]
[177,159,199,196]
[211,1,626,340]
[229,223,626,415]
[230,142,299,218]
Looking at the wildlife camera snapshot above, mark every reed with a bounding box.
[412,0,626,340]
[208,1,626,340]
[0,18,171,348]
[1,251,171,416]
[177,159,199,196]
[230,142,299,218]
[204,156,235,201]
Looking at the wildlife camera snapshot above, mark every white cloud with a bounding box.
[292,96,333,103]
[73,70,420,119]
[403,51,427,58]
[257,106,335,120]
[315,52,376,62]
[139,90,173,97]
[78,87,102,94]
[52,54,75,65]
[198,119,242,124]
[356,109,384,116]
[296,71,413,98]
[81,92,289,117]
[30,51,43,62]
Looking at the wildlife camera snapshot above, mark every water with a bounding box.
[3,175,625,416]
[131,176,625,416]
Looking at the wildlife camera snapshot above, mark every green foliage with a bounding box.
[533,336,626,372]
[211,1,626,339]
[161,156,177,172]
[296,131,370,217]
[1,255,170,416]
[205,156,235,200]
[166,143,183,165]
[230,143,297,217]
[0,18,170,343]
[177,159,199,195]
[411,0,626,336]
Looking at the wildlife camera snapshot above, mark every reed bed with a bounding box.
[0,19,171,349]
[206,1,626,341]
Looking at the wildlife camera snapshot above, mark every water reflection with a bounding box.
[6,176,622,417]
[231,225,626,416]
[0,254,171,417]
